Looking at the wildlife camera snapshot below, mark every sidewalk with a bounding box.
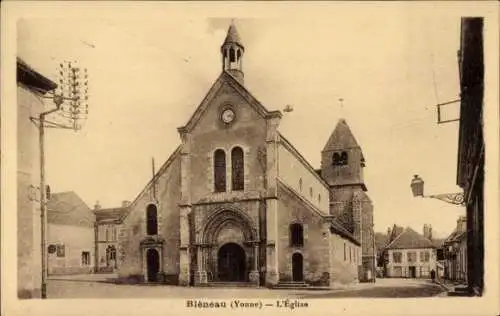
[48,273,118,282]
[433,278,468,296]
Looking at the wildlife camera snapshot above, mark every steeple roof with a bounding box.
[223,22,244,48]
[322,119,362,152]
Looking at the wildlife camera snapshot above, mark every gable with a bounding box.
[47,191,94,228]
[178,71,281,135]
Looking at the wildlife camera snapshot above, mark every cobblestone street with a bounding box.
[46,276,445,299]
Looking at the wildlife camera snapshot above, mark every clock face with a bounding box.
[221,108,235,124]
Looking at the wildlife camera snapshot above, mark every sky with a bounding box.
[16,3,494,238]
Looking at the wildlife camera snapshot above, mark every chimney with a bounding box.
[387,227,391,237]
[423,224,432,240]
[122,200,131,208]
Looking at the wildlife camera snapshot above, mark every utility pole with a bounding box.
[31,60,89,299]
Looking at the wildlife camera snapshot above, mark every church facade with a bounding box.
[117,23,375,288]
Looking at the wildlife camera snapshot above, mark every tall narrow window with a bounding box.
[289,223,304,247]
[231,147,244,191]
[299,178,303,191]
[146,204,158,235]
[230,48,236,62]
[81,251,90,266]
[214,149,226,192]
[340,151,348,165]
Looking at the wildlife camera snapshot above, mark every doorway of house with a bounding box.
[217,243,246,282]
[409,266,416,278]
[146,248,160,282]
[292,253,304,282]
[106,245,117,270]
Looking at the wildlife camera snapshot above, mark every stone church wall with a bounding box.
[277,141,329,214]
[188,82,267,203]
[118,153,181,283]
[329,234,360,286]
[277,184,330,286]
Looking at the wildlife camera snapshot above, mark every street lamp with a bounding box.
[410,175,465,206]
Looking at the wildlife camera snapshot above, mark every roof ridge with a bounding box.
[384,227,406,249]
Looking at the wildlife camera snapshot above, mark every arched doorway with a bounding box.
[146,248,160,282]
[217,243,246,282]
[292,253,303,282]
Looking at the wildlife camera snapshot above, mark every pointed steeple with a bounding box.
[223,21,244,48]
[221,21,245,84]
[322,119,361,152]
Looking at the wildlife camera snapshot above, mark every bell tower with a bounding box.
[321,119,366,190]
[221,21,245,84]
[321,119,376,283]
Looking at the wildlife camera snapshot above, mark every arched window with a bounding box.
[231,147,244,191]
[333,151,348,166]
[318,194,321,203]
[237,49,241,60]
[299,178,303,191]
[309,187,313,197]
[230,48,236,62]
[340,151,348,165]
[332,152,341,166]
[214,149,226,192]
[146,204,158,235]
[105,227,110,241]
[289,223,304,247]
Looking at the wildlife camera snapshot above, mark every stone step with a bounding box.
[448,290,470,297]
[274,281,309,289]
[454,286,469,292]
[206,282,256,288]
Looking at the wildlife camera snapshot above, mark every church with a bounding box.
[116,22,375,288]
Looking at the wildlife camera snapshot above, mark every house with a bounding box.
[443,216,467,283]
[93,201,129,272]
[383,226,437,278]
[17,58,57,298]
[116,22,376,288]
[456,17,484,296]
[46,191,96,275]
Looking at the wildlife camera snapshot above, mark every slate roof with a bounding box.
[385,227,436,250]
[330,219,361,246]
[17,57,57,93]
[222,22,244,48]
[431,238,446,248]
[322,119,363,153]
[444,228,466,244]
[47,191,95,228]
[94,207,128,223]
